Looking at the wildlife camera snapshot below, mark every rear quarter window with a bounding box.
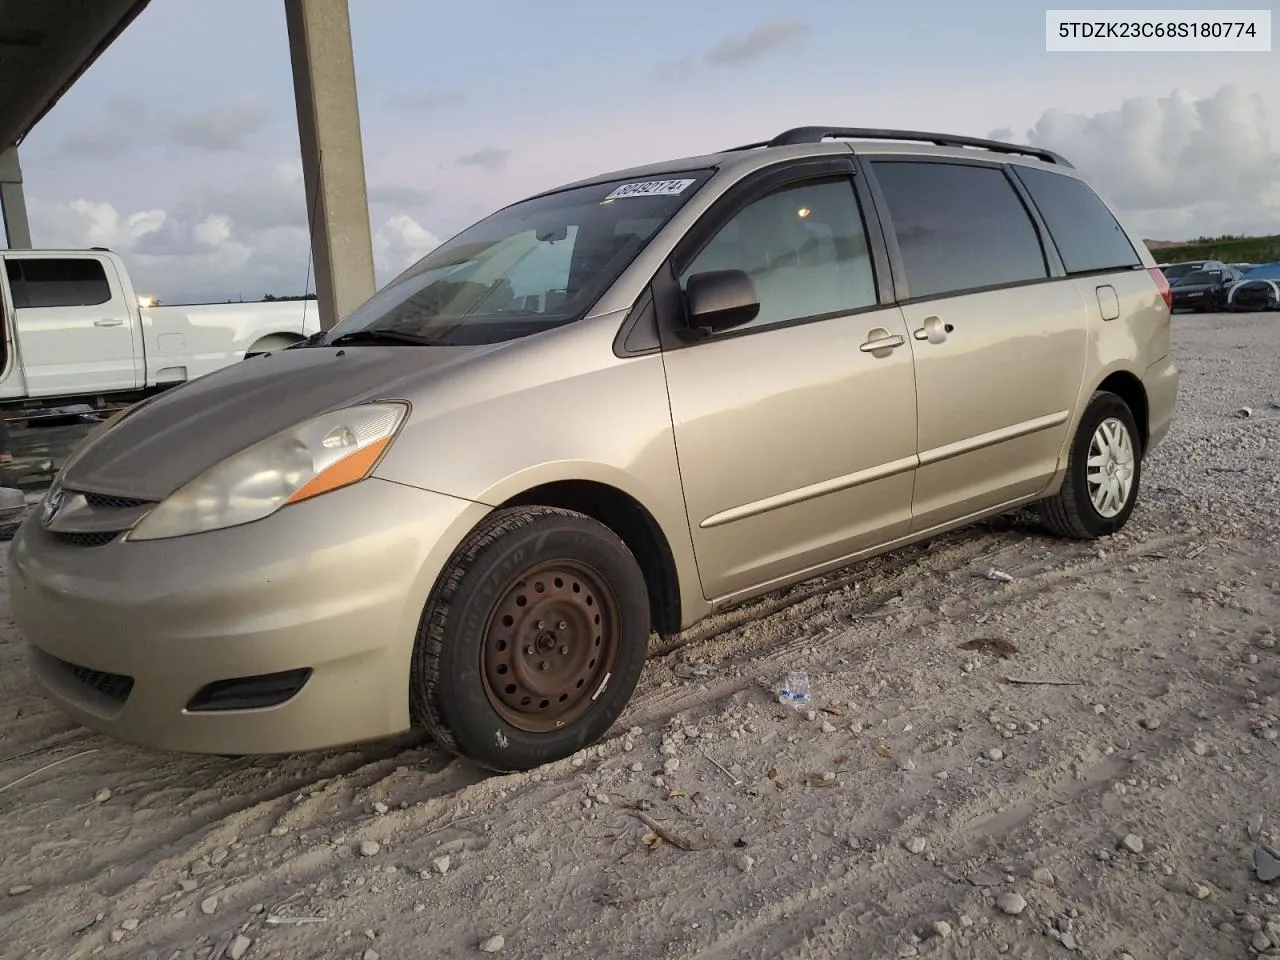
[1013,167,1142,275]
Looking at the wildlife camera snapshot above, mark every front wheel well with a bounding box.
[1096,371,1149,452]
[500,481,681,638]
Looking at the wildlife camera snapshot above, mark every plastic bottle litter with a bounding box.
[776,672,812,710]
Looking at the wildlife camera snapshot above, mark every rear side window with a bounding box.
[5,258,113,308]
[1014,166,1141,275]
[870,161,1048,300]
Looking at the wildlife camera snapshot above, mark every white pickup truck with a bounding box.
[0,248,320,409]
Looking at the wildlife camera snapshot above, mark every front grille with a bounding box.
[187,669,313,712]
[52,531,118,548]
[82,492,151,510]
[53,657,135,704]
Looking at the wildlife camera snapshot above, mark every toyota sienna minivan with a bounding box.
[9,126,1178,771]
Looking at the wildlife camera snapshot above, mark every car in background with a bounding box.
[1227,261,1280,311]
[1159,259,1228,283]
[1170,265,1244,312]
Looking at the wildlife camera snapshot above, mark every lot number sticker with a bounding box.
[604,179,696,200]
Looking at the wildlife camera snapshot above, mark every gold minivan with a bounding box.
[9,127,1178,771]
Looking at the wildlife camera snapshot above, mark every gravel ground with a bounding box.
[1,311,1278,960]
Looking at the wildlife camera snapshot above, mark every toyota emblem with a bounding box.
[41,487,64,527]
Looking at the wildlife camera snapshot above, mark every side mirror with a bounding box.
[684,269,760,333]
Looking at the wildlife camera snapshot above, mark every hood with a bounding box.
[60,344,496,501]
[1172,282,1217,294]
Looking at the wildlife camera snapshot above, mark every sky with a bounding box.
[10,0,1280,303]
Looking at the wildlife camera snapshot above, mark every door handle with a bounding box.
[859,329,906,354]
[912,316,953,343]
[94,318,124,327]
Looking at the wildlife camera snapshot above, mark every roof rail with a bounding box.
[727,127,1072,167]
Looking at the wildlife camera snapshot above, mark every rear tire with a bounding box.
[1040,391,1142,540]
[409,507,650,772]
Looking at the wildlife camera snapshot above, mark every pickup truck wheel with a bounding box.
[410,506,649,772]
[1040,391,1142,540]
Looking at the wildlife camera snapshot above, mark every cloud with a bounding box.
[59,98,155,158]
[56,95,272,158]
[374,214,442,282]
[367,184,432,207]
[655,19,808,80]
[705,20,808,68]
[455,147,511,172]
[166,95,273,152]
[28,159,443,301]
[385,89,465,112]
[1018,85,1280,239]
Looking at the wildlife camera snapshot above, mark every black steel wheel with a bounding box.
[410,506,649,772]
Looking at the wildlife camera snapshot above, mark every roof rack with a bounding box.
[724,127,1072,167]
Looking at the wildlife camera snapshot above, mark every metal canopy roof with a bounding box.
[0,0,152,150]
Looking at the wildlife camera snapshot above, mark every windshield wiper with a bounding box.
[327,329,431,347]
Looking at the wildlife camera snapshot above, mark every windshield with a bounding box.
[1160,263,1198,281]
[1175,269,1222,286]
[326,170,713,347]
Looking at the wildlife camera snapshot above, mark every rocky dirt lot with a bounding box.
[1,311,1278,960]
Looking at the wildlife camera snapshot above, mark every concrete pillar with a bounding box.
[284,0,376,329]
[0,148,32,249]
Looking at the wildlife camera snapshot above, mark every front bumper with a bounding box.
[9,479,488,754]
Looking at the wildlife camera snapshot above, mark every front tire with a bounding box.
[1040,391,1142,540]
[410,507,650,772]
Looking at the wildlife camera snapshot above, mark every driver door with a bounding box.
[657,160,919,601]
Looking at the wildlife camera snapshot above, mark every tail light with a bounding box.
[1147,267,1172,312]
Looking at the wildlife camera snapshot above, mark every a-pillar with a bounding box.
[0,148,32,249]
[283,0,375,330]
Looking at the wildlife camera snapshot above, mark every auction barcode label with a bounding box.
[1046,9,1271,51]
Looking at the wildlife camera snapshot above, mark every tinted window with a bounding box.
[871,161,1047,299]
[1015,166,1141,275]
[6,258,112,308]
[1161,264,1195,281]
[1176,270,1223,286]
[680,179,877,332]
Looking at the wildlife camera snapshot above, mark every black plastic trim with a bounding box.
[187,668,313,713]
[612,287,660,357]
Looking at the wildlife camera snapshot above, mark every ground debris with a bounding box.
[960,637,1018,659]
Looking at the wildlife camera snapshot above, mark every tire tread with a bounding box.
[409,505,628,763]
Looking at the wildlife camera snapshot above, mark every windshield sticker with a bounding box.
[604,178,696,200]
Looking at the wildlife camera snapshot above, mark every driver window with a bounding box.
[680,179,877,333]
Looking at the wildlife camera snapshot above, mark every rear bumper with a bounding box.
[1142,355,1179,452]
[9,479,489,754]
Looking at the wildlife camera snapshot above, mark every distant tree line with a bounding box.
[1147,234,1280,264]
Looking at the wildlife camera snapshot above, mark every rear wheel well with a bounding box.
[245,332,304,357]
[1097,371,1149,451]
[500,481,681,638]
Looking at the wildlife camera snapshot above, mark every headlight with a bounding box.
[128,402,408,541]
